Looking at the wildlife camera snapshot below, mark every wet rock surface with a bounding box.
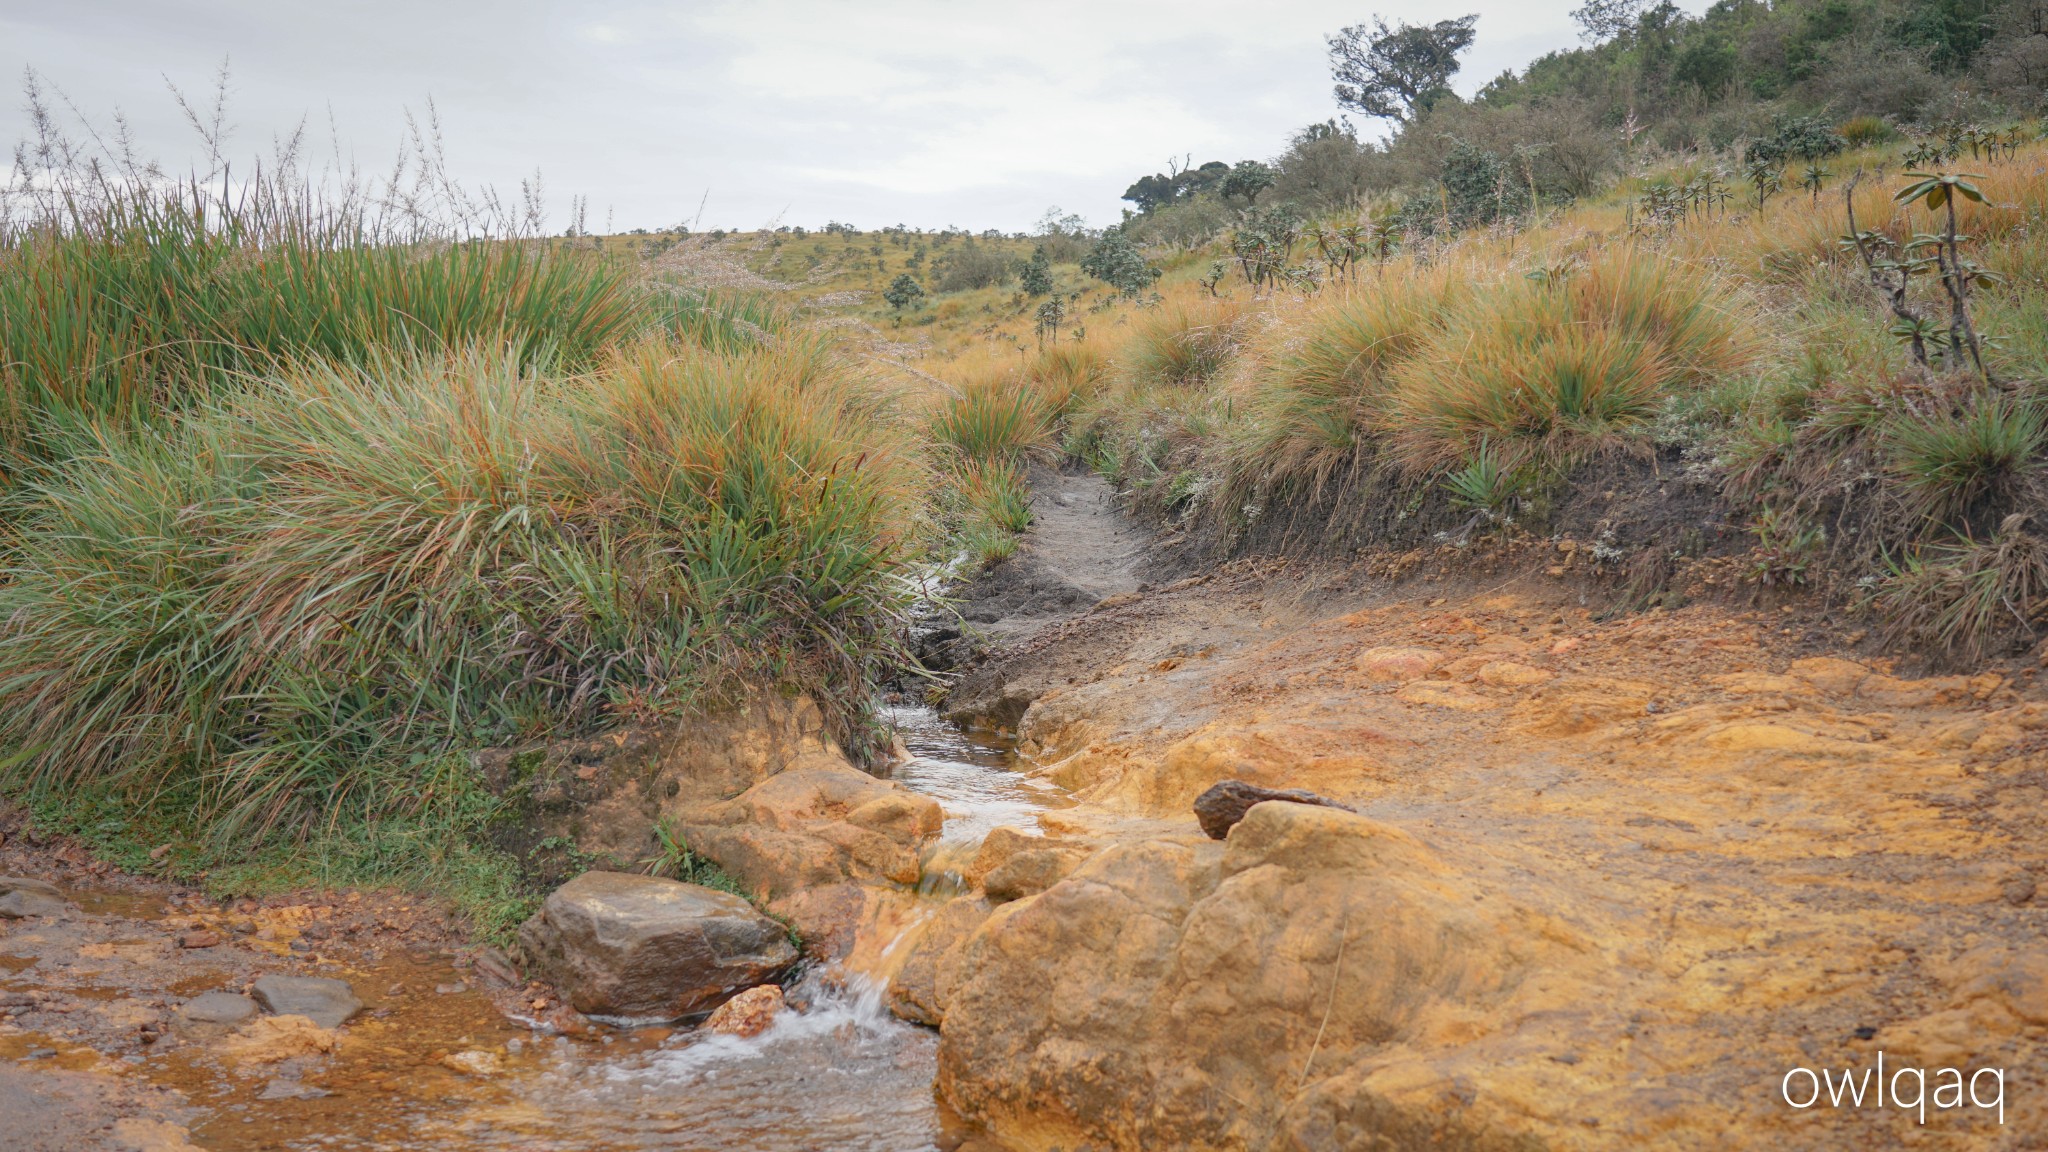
[1191,779,1355,840]
[516,871,797,1019]
[924,555,2048,1148]
[706,983,785,1037]
[177,992,258,1027]
[249,975,362,1029]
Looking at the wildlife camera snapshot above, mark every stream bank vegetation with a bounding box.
[0,95,1033,936]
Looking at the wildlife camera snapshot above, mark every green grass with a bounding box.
[0,177,769,487]
[0,340,924,851]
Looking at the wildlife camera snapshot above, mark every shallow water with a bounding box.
[24,706,1058,1151]
[882,703,1068,848]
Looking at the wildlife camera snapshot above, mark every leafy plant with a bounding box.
[1894,170,1995,377]
[1441,440,1529,523]
[884,272,927,311]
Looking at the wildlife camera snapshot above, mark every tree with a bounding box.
[1570,0,1655,44]
[883,273,925,312]
[1080,226,1160,299]
[1021,247,1054,296]
[1327,15,1478,124]
[1220,160,1276,204]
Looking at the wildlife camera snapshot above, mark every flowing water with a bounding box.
[5,707,1056,1151]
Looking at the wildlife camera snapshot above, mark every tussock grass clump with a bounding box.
[929,371,1053,463]
[0,342,921,842]
[0,181,768,485]
[954,458,1034,564]
[1387,253,1754,473]
[1026,339,1112,417]
[1886,391,2046,527]
[1227,268,1462,495]
[1876,515,2048,663]
[1123,298,1249,388]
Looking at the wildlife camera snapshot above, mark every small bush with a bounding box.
[934,242,1013,293]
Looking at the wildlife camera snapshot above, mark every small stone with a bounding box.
[176,931,222,949]
[25,1047,57,1060]
[221,1016,336,1064]
[440,1049,502,1077]
[0,876,61,898]
[473,949,519,988]
[257,1078,332,1100]
[250,976,363,1029]
[2003,874,2036,906]
[1192,780,1354,840]
[149,844,174,861]
[179,992,259,1026]
[705,984,784,1038]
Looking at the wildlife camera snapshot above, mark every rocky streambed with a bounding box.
[11,466,2048,1152]
[0,703,1049,1152]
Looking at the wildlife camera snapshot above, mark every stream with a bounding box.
[0,706,1051,1152]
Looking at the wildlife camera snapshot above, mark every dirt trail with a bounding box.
[955,466,1149,641]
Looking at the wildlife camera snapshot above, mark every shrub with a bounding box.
[934,242,1012,293]
[0,343,922,840]
[884,273,927,311]
[1080,226,1161,298]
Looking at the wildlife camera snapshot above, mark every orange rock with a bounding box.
[705,984,784,1038]
[1355,646,1444,682]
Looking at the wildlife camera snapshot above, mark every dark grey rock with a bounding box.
[179,992,259,1026]
[0,890,69,919]
[1193,780,1354,840]
[250,976,363,1029]
[517,871,797,1019]
[0,877,60,898]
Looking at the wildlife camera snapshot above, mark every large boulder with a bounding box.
[936,803,1540,1151]
[517,871,796,1019]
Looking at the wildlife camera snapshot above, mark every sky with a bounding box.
[6,1,1630,233]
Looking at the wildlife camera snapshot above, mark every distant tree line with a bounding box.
[1112,0,2043,248]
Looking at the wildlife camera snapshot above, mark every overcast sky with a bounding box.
[6,1,1640,233]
